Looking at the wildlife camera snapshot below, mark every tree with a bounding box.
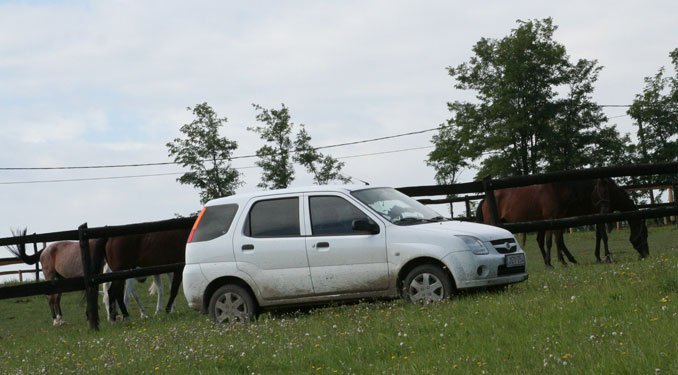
[167,102,242,204]
[430,18,627,179]
[249,103,350,189]
[628,48,678,164]
[248,104,296,190]
[294,125,352,185]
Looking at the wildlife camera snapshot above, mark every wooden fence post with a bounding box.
[78,223,99,331]
[33,241,40,281]
[465,196,472,220]
[482,176,501,226]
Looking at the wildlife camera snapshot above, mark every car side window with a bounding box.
[245,197,300,237]
[309,196,372,236]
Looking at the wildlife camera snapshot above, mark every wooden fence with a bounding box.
[0,161,675,331]
[0,240,44,282]
[0,217,195,331]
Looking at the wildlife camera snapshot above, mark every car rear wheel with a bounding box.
[402,264,452,303]
[208,284,256,324]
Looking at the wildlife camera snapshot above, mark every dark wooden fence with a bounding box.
[0,240,44,282]
[0,161,675,331]
[0,217,195,330]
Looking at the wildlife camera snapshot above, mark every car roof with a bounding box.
[204,184,389,207]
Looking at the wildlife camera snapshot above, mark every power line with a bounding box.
[337,146,433,159]
[0,127,441,171]
[0,145,434,185]
[0,172,183,185]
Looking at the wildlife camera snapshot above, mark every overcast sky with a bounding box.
[1,1,676,256]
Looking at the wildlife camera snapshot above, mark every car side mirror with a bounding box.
[352,219,380,234]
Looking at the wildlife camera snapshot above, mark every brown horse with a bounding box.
[6,229,160,325]
[7,229,98,326]
[477,178,649,267]
[92,228,189,321]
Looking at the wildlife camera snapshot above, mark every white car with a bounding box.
[183,185,528,323]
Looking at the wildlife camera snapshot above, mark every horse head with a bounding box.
[607,180,650,259]
[629,220,650,259]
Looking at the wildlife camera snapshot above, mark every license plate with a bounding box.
[505,253,525,267]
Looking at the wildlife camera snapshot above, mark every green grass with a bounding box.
[1,226,676,374]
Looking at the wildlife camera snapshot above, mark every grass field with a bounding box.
[1,225,676,374]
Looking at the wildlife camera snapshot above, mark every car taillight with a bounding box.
[187,207,207,243]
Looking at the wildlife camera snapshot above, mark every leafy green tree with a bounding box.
[294,125,351,185]
[167,103,242,204]
[249,103,350,189]
[248,104,296,190]
[431,18,627,179]
[628,48,678,164]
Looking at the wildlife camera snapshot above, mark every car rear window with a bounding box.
[192,204,239,242]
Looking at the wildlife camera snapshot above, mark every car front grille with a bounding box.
[490,238,518,254]
[497,265,526,276]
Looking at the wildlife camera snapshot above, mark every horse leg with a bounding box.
[165,271,182,313]
[594,224,603,262]
[600,224,612,263]
[48,294,62,326]
[126,277,149,319]
[549,229,566,266]
[102,280,114,322]
[537,231,553,268]
[54,292,65,325]
[110,280,129,320]
[151,274,164,315]
[546,231,556,268]
[556,230,578,265]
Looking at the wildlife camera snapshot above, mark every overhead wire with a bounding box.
[0,127,441,171]
[0,145,435,185]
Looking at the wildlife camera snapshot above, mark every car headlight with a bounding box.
[456,235,489,255]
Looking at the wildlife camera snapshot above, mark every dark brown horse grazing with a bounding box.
[477,178,649,267]
[7,230,98,326]
[92,228,189,321]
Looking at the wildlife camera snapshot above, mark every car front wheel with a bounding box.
[402,264,453,303]
[208,284,256,324]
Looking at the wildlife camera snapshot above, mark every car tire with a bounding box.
[208,284,256,324]
[402,264,453,303]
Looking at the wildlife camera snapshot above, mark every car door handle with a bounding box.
[315,242,329,248]
[241,244,254,251]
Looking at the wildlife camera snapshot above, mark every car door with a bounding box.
[233,195,314,301]
[304,193,389,295]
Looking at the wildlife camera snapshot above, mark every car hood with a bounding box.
[396,220,514,241]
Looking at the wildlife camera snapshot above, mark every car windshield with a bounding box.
[351,187,447,225]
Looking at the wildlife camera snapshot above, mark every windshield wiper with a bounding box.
[426,216,448,222]
[393,217,427,225]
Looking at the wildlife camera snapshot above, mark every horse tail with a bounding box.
[5,228,43,265]
[475,199,485,223]
[91,237,109,277]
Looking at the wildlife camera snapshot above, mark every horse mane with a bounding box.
[608,180,639,211]
[5,228,43,265]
